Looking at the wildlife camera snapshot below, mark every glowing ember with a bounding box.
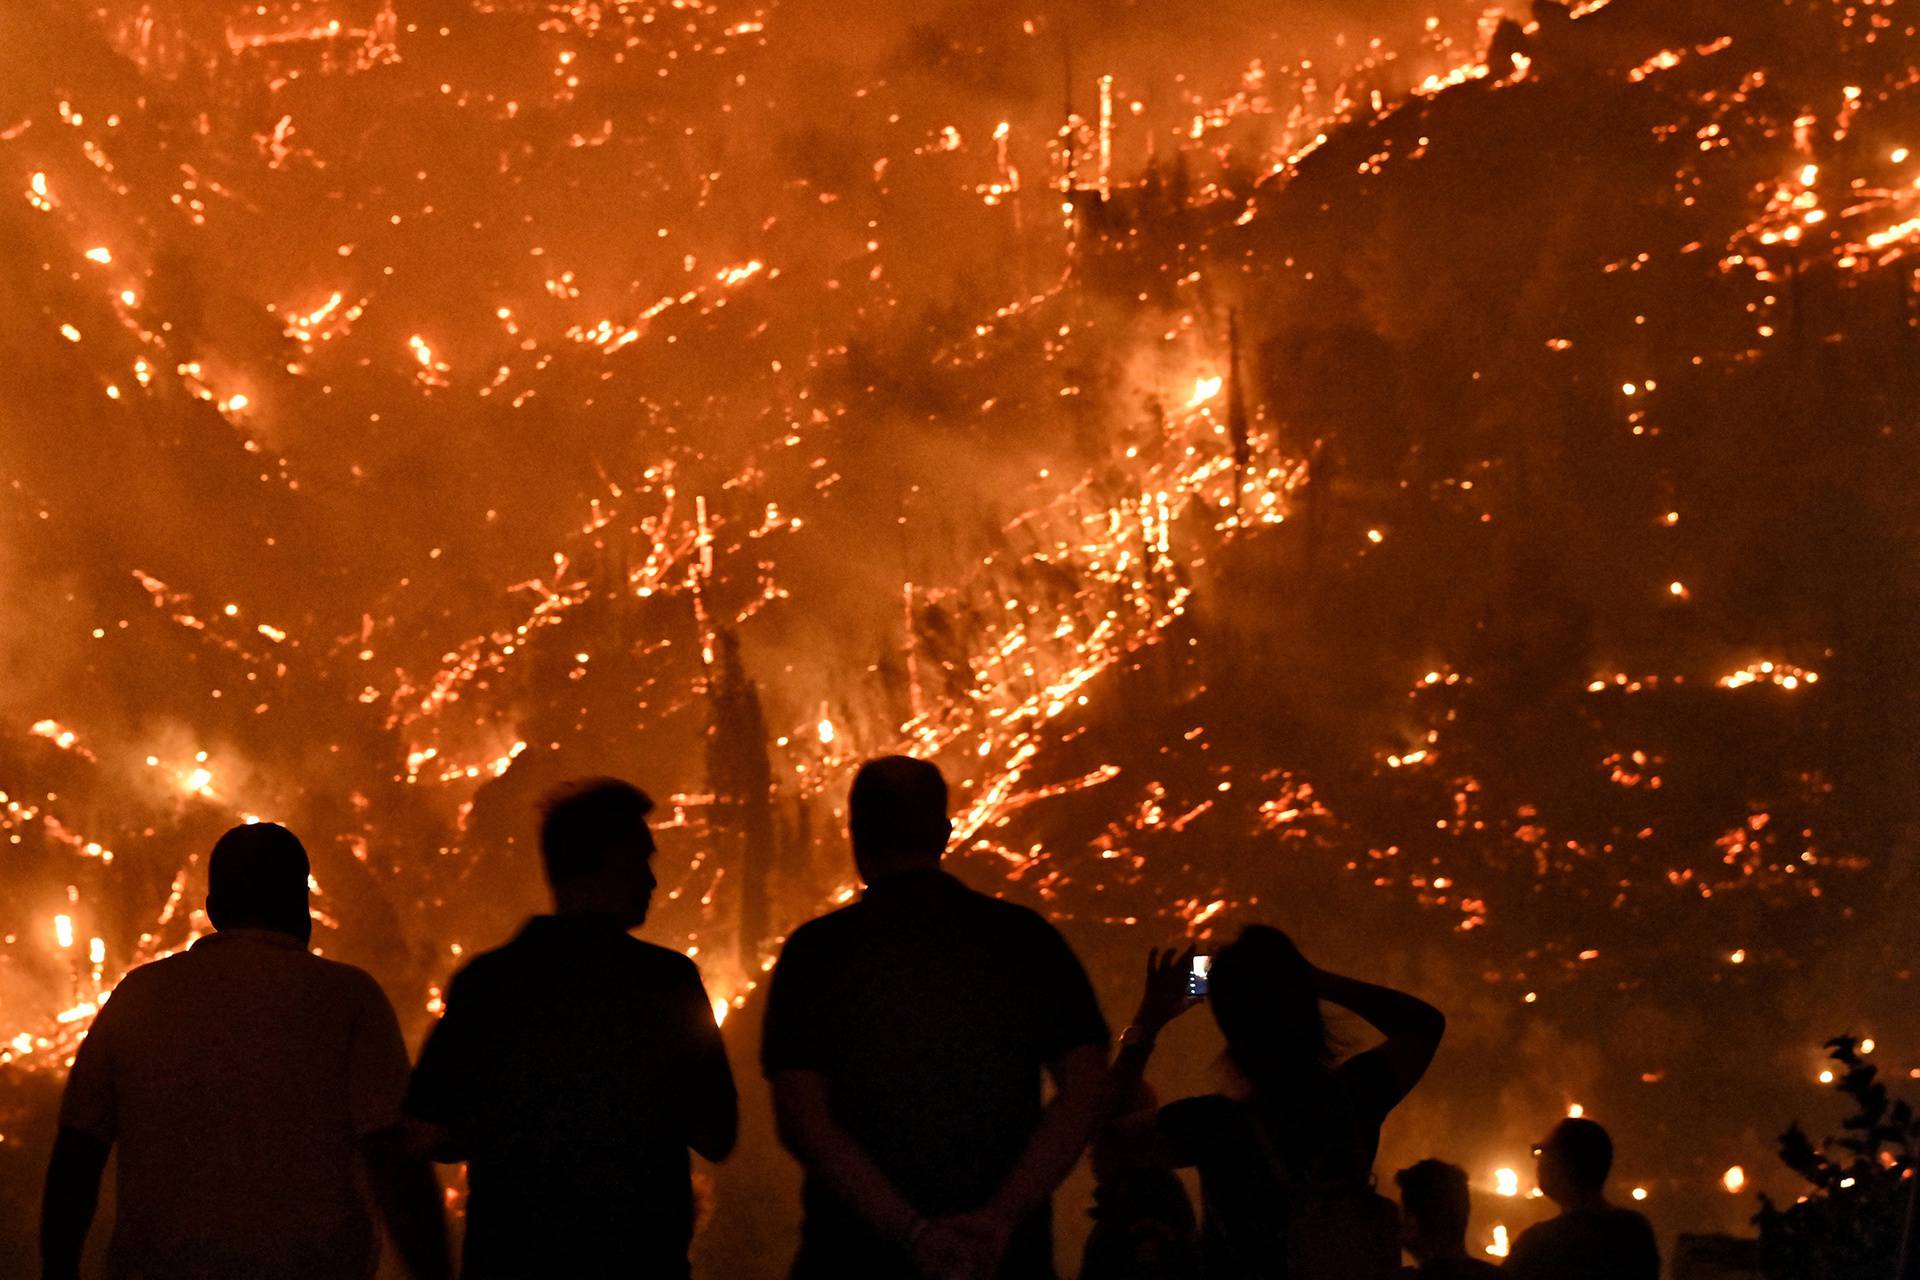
[1719,661,1818,690]
[0,8,1912,1268]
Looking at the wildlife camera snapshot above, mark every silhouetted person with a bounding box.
[1394,1160,1498,1279]
[1099,929,1446,1280]
[41,822,450,1280]
[1081,1083,1201,1280]
[1081,1169,1202,1280]
[405,778,737,1279]
[1502,1119,1658,1280]
[762,755,1110,1278]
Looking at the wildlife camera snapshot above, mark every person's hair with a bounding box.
[207,822,310,928]
[1208,925,1336,1096]
[538,778,655,885]
[848,756,948,857]
[1543,1117,1614,1190]
[1395,1159,1472,1242]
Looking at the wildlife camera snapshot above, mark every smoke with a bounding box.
[7,0,1920,1270]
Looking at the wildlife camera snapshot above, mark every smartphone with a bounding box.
[1188,954,1213,999]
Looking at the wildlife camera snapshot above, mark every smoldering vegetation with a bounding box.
[3,0,1919,1271]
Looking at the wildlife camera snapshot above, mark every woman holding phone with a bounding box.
[1097,925,1446,1280]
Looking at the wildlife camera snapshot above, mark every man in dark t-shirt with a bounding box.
[1503,1118,1659,1280]
[763,756,1110,1279]
[405,778,737,1279]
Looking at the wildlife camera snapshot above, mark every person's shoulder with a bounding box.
[949,876,1034,915]
[111,942,238,1003]
[781,900,865,950]
[1607,1206,1658,1240]
[114,949,181,987]
[1512,1212,1559,1239]
[304,951,399,1008]
[1507,1213,1566,1257]
[959,882,1063,938]
[437,937,522,995]
[621,936,703,980]
[95,950,176,1011]
[303,949,380,985]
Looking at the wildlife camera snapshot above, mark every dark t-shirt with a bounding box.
[761,870,1110,1278]
[1159,1051,1408,1280]
[406,916,736,1280]
[1503,1207,1659,1280]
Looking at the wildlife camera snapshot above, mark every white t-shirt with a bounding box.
[60,928,411,1280]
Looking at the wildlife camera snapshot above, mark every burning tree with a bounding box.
[5,0,1920,1269]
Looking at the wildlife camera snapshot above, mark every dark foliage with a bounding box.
[1755,1036,1917,1280]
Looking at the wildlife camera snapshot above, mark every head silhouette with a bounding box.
[848,755,951,885]
[1395,1159,1474,1261]
[1536,1117,1614,1207]
[206,822,312,944]
[539,778,658,928]
[1207,925,1333,1094]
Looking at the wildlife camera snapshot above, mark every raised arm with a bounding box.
[1093,946,1203,1172]
[40,1127,110,1280]
[1314,967,1445,1103]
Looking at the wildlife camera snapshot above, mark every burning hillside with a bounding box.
[2,0,1918,1269]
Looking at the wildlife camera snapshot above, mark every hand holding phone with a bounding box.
[1136,946,1206,1032]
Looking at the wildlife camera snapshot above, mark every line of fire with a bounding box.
[1,0,1917,1274]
